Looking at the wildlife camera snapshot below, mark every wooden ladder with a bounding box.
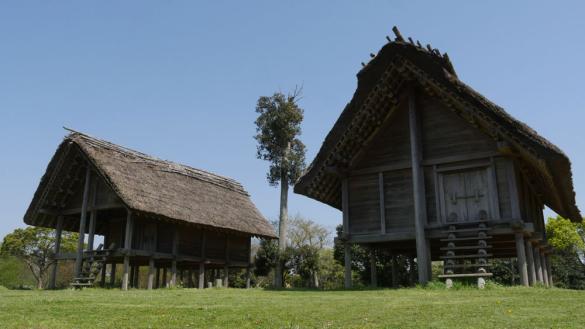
[438,220,493,288]
[71,244,113,289]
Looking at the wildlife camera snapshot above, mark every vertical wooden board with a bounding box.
[348,174,381,234]
[383,169,414,229]
[178,226,200,256]
[423,167,437,223]
[419,93,497,161]
[156,224,174,253]
[142,220,157,252]
[441,172,468,222]
[494,158,512,219]
[463,169,490,221]
[205,231,226,259]
[228,235,250,262]
[352,102,412,170]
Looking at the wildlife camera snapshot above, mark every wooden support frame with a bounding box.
[170,225,179,287]
[378,173,386,234]
[514,232,529,286]
[407,87,430,284]
[369,249,377,287]
[110,263,116,287]
[223,236,230,288]
[342,178,349,236]
[74,167,92,277]
[147,258,155,290]
[49,215,64,289]
[122,210,133,290]
[87,180,98,251]
[532,241,543,283]
[198,232,206,289]
[525,239,536,285]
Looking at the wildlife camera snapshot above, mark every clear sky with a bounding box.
[1,1,584,240]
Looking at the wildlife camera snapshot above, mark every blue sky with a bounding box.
[1,1,584,240]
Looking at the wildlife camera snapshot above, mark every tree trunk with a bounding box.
[275,170,289,288]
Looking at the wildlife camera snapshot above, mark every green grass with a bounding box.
[0,286,583,328]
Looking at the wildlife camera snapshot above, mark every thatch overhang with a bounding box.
[294,30,581,222]
[24,132,277,239]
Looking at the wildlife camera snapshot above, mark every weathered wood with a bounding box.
[74,167,92,277]
[198,232,206,289]
[378,173,386,234]
[506,160,522,220]
[246,266,251,289]
[525,240,536,285]
[155,267,160,289]
[533,243,543,283]
[49,215,63,289]
[110,263,116,287]
[342,178,349,236]
[223,237,230,288]
[170,226,178,287]
[87,180,98,251]
[540,251,549,287]
[408,87,430,285]
[546,255,553,287]
[122,210,133,291]
[344,242,352,288]
[369,250,377,287]
[147,258,155,290]
[100,264,107,287]
[391,254,398,288]
[514,233,529,286]
[162,267,168,288]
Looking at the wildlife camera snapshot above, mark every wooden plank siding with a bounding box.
[383,169,414,230]
[348,174,381,234]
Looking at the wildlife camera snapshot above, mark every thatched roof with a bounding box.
[294,28,581,222]
[24,132,277,238]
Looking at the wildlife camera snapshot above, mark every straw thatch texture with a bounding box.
[25,132,276,238]
[294,37,581,222]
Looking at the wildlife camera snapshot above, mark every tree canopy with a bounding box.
[254,90,306,186]
[0,227,78,289]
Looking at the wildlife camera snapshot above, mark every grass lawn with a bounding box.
[0,286,582,328]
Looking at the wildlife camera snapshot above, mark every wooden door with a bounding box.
[441,168,490,222]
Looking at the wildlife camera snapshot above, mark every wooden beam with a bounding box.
[342,178,349,236]
[49,215,64,289]
[378,173,386,234]
[540,251,549,287]
[198,232,206,289]
[170,225,178,287]
[147,258,155,290]
[532,242,543,283]
[514,232,529,286]
[344,242,352,288]
[87,179,98,251]
[369,250,377,287]
[122,210,133,291]
[223,236,230,288]
[74,166,91,277]
[525,240,536,286]
[408,87,430,284]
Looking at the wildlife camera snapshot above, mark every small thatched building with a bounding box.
[25,131,276,289]
[295,27,581,288]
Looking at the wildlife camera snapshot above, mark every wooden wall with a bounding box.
[344,91,542,236]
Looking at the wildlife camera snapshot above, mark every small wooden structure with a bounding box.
[295,27,581,287]
[24,131,276,289]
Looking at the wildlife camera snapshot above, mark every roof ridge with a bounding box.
[65,129,248,195]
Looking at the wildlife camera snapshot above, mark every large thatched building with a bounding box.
[294,27,581,288]
[25,131,276,289]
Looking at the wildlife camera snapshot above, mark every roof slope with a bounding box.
[26,132,277,238]
[294,29,581,222]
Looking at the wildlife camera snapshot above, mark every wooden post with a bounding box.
[369,250,377,287]
[87,181,98,251]
[378,173,386,234]
[147,258,155,290]
[533,243,543,283]
[170,226,178,287]
[246,266,252,289]
[514,232,529,286]
[110,263,116,287]
[49,215,64,289]
[155,267,160,289]
[525,240,536,286]
[408,87,430,285]
[540,251,549,287]
[100,264,107,287]
[546,254,553,287]
[344,242,352,288]
[223,237,230,288]
[134,266,140,288]
[391,254,398,288]
[122,210,133,290]
[75,167,92,277]
[198,232,206,289]
[409,256,417,286]
[342,178,349,236]
[129,265,135,288]
[162,267,168,288]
